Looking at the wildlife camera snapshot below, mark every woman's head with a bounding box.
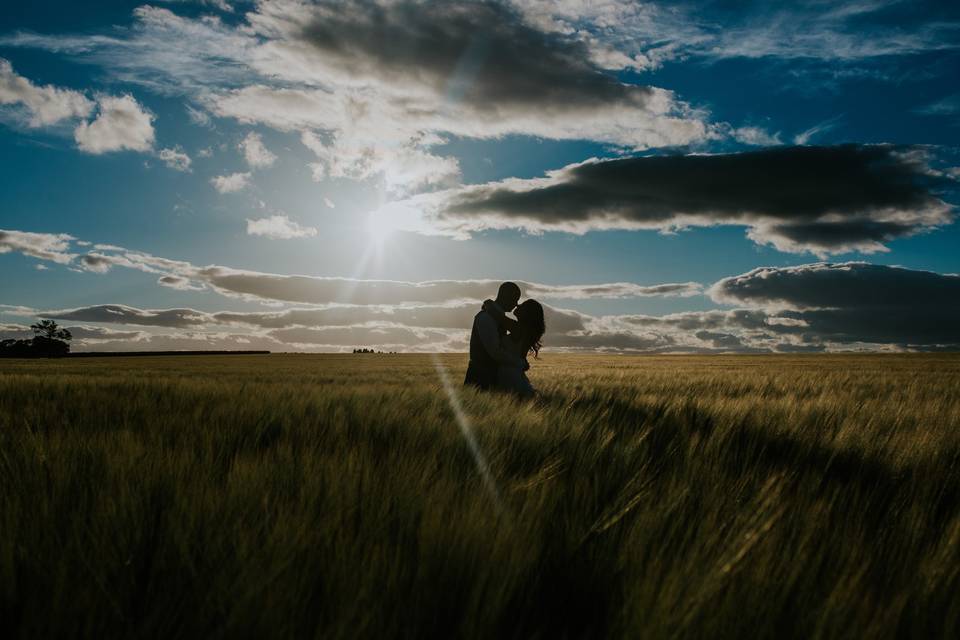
[514,299,545,357]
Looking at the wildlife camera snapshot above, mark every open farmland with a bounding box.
[1,353,959,639]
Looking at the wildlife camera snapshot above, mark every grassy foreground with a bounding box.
[1,353,959,639]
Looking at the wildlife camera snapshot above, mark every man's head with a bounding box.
[495,282,522,311]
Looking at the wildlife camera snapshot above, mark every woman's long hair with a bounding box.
[515,299,546,358]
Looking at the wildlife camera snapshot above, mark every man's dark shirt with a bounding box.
[463,305,512,389]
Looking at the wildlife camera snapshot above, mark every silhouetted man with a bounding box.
[464,282,524,390]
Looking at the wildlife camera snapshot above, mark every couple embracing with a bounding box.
[463,282,545,398]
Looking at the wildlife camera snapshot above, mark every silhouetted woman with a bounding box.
[481,298,545,398]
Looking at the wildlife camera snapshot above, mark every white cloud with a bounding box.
[74,94,155,154]
[707,8,960,62]
[159,0,234,13]
[66,325,148,342]
[211,81,706,154]
[0,323,33,340]
[0,226,705,306]
[0,229,76,264]
[211,303,589,333]
[185,103,212,126]
[246,214,317,240]
[732,126,782,146]
[0,58,93,127]
[209,86,335,131]
[0,305,37,317]
[515,0,960,71]
[158,275,205,291]
[176,266,703,306]
[0,321,147,345]
[79,253,113,273]
[238,131,276,168]
[158,146,192,171]
[301,130,460,194]
[0,6,256,96]
[793,116,843,145]
[210,171,250,193]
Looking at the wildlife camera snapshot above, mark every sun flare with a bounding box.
[366,211,398,248]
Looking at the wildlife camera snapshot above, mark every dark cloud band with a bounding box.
[404,144,955,255]
[295,1,654,114]
[711,262,960,346]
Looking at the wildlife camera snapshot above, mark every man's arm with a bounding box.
[482,299,520,333]
[476,313,523,366]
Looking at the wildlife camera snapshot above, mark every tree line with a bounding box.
[0,320,72,358]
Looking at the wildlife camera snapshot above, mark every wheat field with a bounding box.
[1,353,959,639]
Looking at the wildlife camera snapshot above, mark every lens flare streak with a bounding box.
[431,354,504,515]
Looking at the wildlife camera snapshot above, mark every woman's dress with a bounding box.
[496,333,535,397]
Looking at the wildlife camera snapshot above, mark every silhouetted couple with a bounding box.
[464,282,545,398]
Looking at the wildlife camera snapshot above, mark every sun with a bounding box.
[365,200,425,249]
[366,210,399,249]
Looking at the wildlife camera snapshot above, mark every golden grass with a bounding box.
[1,353,959,638]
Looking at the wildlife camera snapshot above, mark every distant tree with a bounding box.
[31,319,72,342]
[0,319,73,358]
[0,339,34,358]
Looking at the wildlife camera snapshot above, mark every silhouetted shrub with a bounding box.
[0,320,72,358]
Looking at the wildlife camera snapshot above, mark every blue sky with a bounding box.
[1,0,958,353]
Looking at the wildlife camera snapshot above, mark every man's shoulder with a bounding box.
[474,309,494,324]
[476,300,503,321]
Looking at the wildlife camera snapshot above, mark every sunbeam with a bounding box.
[431,354,504,516]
